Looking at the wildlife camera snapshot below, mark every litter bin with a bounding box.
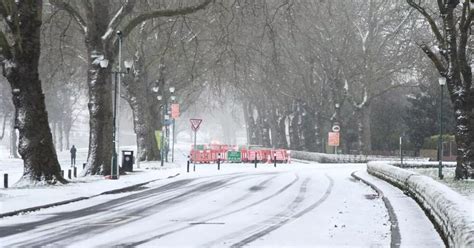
[122,150,134,172]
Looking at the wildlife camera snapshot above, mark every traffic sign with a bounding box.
[328,132,340,146]
[171,104,180,119]
[190,118,202,132]
[332,125,340,132]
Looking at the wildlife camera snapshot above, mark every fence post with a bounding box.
[74,167,77,177]
[68,169,72,179]
[4,173,7,188]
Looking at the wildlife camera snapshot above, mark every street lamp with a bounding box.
[169,87,177,163]
[157,85,176,166]
[438,76,446,179]
[333,103,341,154]
[99,33,133,180]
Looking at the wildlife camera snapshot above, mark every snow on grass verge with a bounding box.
[367,162,474,248]
[407,167,474,201]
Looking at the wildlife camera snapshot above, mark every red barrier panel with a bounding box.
[190,145,290,164]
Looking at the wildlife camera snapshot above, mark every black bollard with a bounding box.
[254,159,257,168]
[74,167,77,177]
[83,163,86,169]
[4,173,7,188]
[274,155,277,168]
[68,169,72,179]
[217,158,221,171]
[187,157,190,173]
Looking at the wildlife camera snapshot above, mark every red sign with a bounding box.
[328,132,340,146]
[171,104,180,119]
[190,119,202,132]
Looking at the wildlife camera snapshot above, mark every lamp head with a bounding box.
[116,30,122,37]
[157,95,162,101]
[99,59,109,69]
[439,77,446,86]
[169,87,175,93]
[124,60,133,72]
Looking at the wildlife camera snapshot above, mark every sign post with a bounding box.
[329,123,341,154]
[190,119,202,170]
[171,104,179,163]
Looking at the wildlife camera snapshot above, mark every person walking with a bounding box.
[70,145,77,167]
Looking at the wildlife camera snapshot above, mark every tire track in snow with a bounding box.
[117,173,300,247]
[210,174,333,248]
[4,173,261,247]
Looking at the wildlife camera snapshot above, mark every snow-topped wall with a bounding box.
[290,150,429,163]
[368,162,474,248]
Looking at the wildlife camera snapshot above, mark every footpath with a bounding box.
[0,157,183,218]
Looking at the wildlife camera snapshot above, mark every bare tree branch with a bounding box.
[121,0,213,39]
[50,0,87,34]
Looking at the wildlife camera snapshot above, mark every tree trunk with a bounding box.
[82,0,115,176]
[314,112,323,152]
[289,115,301,150]
[51,121,57,149]
[453,101,474,178]
[65,127,70,150]
[354,106,372,154]
[58,120,64,151]
[10,124,19,159]
[2,0,66,184]
[129,96,160,161]
[84,59,114,175]
[122,29,160,162]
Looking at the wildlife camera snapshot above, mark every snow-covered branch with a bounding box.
[102,0,137,41]
[49,0,87,34]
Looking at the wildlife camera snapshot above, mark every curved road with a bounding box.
[0,163,443,247]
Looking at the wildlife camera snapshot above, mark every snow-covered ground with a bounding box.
[0,152,445,247]
[408,167,474,201]
[368,162,474,247]
[0,145,181,215]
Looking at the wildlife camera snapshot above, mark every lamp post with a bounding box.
[157,85,175,167]
[334,103,340,154]
[98,31,133,179]
[438,76,446,179]
[170,91,176,163]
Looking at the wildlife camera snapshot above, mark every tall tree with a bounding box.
[407,0,473,179]
[0,0,66,184]
[50,0,213,175]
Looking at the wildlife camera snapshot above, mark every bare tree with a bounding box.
[0,0,66,185]
[50,0,213,175]
[406,0,473,179]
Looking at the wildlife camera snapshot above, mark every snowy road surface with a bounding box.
[0,163,443,247]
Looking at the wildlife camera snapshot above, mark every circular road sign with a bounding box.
[332,125,341,132]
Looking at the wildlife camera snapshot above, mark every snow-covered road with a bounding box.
[0,163,444,247]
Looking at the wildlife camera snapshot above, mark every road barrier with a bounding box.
[189,145,290,164]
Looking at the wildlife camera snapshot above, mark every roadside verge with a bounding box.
[368,161,474,247]
[0,173,180,218]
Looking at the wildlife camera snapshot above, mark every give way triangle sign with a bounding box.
[190,119,202,132]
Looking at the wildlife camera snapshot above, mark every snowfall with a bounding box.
[0,143,463,247]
